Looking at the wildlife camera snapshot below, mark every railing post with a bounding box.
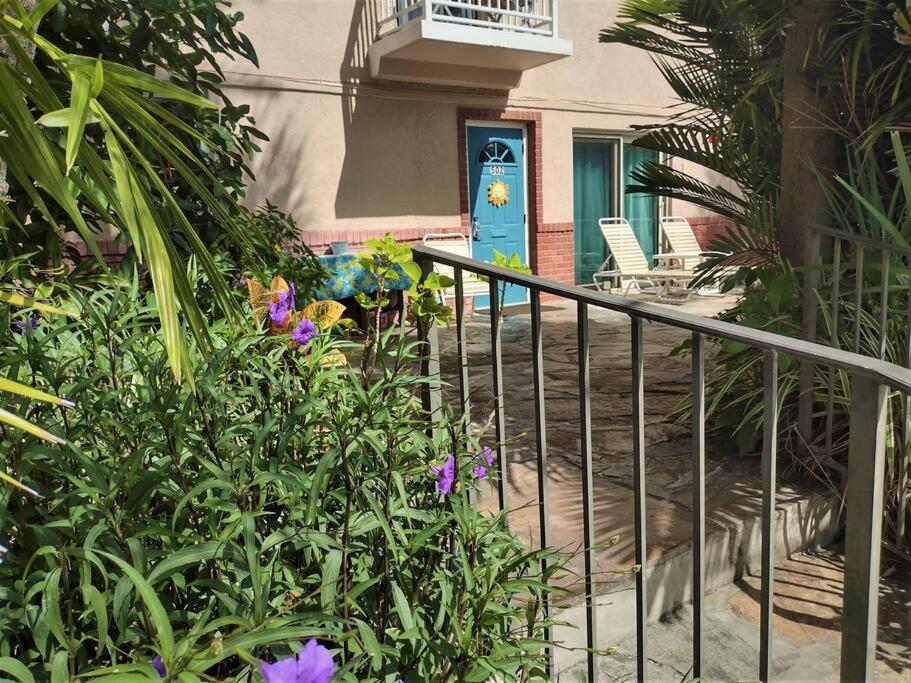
[631,317,648,682]
[840,374,887,682]
[454,267,471,426]
[416,255,442,435]
[760,351,779,682]
[422,0,431,20]
[578,301,598,681]
[530,290,551,675]
[691,332,706,679]
[489,277,508,514]
[550,0,557,36]
[798,232,821,460]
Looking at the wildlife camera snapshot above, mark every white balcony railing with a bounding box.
[377,0,557,39]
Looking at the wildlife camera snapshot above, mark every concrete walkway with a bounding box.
[434,293,906,680]
[574,549,911,682]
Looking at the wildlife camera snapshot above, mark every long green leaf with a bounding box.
[834,176,907,246]
[147,542,227,585]
[0,290,76,317]
[63,56,216,109]
[95,551,175,660]
[0,657,35,683]
[65,68,92,172]
[0,376,74,407]
[0,407,64,445]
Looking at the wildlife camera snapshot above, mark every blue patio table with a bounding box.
[313,254,413,301]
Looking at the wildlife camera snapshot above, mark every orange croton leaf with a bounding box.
[246,278,269,319]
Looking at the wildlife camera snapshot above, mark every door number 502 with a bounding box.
[489,165,505,176]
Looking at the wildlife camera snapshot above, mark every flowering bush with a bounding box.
[0,259,563,680]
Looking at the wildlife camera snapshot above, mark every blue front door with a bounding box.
[467,125,528,307]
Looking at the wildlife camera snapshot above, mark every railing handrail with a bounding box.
[377,0,555,38]
[811,223,911,259]
[413,244,911,393]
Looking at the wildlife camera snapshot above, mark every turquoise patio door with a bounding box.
[573,138,618,284]
[572,138,658,284]
[468,125,527,307]
[623,145,658,263]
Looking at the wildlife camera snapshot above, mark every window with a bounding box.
[478,141,515,165]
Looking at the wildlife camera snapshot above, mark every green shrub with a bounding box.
[0,276,562,681]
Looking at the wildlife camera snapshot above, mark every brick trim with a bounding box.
[302,226,466,253]
[456,108,543,236]
[456,107,551,277]
[539,221,574,234]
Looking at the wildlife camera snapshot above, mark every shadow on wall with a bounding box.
[335,0,505,220]
[244,115,314,228]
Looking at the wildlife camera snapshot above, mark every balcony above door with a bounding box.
[368,0,572,90]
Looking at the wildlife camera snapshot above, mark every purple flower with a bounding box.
[431,454,456,495]
[275,283,296,311]
[12,315,38,335]
[151,655,166,678]
[260,639,335,683]
[270,300,291,326]
[293,318,318,346]
[473,446,495,479]
[483,445,494,468]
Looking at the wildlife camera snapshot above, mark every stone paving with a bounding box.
[437,293,794,580]
[435,292,910,680]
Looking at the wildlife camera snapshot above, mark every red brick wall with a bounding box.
[686,215,736,251]
[535,222,574,285]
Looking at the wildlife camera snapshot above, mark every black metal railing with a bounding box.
[413,243,911,682]
[802,225,911,552]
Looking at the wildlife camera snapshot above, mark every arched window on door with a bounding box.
[477,140,516,165]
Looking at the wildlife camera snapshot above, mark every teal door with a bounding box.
[623,145,659,263]
[572,138,658,284]
[573,138,618,284]
[468,126,527,307]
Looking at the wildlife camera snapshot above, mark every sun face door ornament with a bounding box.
[487,179,509,208]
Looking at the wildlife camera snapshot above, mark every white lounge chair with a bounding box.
[422,233,487,306]
[594,217,695,298]
[658,216,734,294]
[657,215,731,270]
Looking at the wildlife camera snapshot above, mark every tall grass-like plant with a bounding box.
[0,0,272,461]
[0,258,564,680]
[0,0,260,383]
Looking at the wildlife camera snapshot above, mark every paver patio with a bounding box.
[436,293,831,580]
[433,292,879,679]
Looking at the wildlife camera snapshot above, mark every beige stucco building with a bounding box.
[223,0,729,288]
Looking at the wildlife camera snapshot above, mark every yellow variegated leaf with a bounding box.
[319,350,348,367]
[269,276,289,295]
[0,377,74,407]
[301,300,346,331]
[0,469,40,497]
[0,291,77,318]
[0,407,64,446]
[270,315,294,335]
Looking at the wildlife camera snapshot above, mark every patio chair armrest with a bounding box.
[653,251,705,261]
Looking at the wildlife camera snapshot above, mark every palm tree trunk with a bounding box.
[780,0,841,454]
[779,0,840,265]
